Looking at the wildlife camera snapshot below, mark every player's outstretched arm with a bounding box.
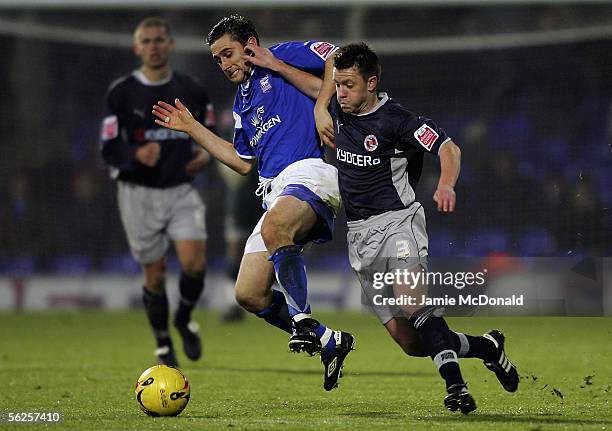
[153,98,254,175]
[314,55,336,149]
[243,45,322,99]
[434,140,461,212]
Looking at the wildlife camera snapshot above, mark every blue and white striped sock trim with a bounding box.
[293,313,312,323]
[320,328,334,347]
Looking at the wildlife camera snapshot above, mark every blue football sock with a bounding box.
[269,245,311,318]
[255,289,292,334]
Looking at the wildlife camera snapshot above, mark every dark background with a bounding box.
[0,3,610,275]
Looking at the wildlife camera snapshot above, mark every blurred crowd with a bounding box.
[0,5,610,274]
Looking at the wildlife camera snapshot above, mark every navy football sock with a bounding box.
[410,308,465,389]
[269,245,311,318]
[453,332,497,361]
[175,271,205,326]
[142,287,171,348]
[255,289,292,334]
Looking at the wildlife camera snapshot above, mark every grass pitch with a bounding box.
[0,311,610,430]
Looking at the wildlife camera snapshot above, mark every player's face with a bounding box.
[334,66,377,114]
[133,26,174,70]
[211,34,254,84]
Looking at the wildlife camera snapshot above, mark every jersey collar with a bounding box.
[132,70,173,86]
[355,92,389,117]
[239,66,255,94]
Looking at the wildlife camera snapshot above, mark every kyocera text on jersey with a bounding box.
[336,147,381,167]
[134,128,190,142]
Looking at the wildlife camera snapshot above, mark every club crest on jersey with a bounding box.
[310,42,336,60]
[414,124,439,151]
[363,134,378,152]
[260,74,272,93]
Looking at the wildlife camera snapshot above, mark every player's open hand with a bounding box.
[315,105,335,149]
[153,98,196,135]
[433,184,456,212]
[243,44,283,72]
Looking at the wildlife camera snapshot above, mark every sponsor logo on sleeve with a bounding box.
[205,103,216,127]
[310,42,337,61]
[414,124,439,151]
[101,115,118,140]
[363,134,379,152]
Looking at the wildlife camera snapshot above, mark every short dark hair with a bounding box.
[134,17,172,38]
[333,43,381,81]
[206,14,259,46]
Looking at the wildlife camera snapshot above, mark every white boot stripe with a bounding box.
[415,308,435,329]
[483,333,499,349]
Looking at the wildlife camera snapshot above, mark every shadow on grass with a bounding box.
[341,412,405,419]
[340,411,611,426]
[207,366,432,378]
[428,414,612,426]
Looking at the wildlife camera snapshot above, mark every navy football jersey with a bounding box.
[232,41,337,179]
[330,93,451,221]
[100,70,215,188]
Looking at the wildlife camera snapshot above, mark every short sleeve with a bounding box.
[232,111,255,159]
[270,41,337,75]
[397,114,451,155]
[196,88,215,131]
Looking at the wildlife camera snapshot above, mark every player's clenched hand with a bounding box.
[153,98,197,135]
[433,184,456,212]
[243,45,283,72]
[135,141,161,167]
[185,149,210,177]
[315,105,335,149]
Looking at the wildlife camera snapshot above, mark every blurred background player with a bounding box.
[313,43,519,413]
[152,14,354,391]
[100,17,216,367]
[220,168,261,322]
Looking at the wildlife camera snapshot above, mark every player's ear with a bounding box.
[246,36,258,47]
[367,76,378,93]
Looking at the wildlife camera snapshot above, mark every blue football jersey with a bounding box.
[232,41,337,179]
